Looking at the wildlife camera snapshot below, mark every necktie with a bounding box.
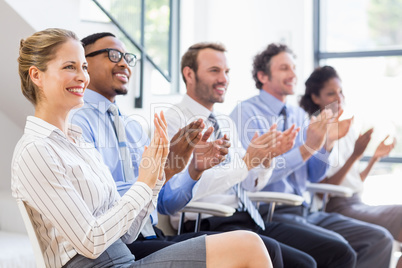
[108,104,135,182]
[279,105,288,131]
[208,113,230,164]
[278,106,306,205]
[208,113,222,139]
[234,183,266,230]
[208,114,264,229]
[108,104,157,238]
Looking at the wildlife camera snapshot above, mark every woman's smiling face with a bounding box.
[37,38,89,111]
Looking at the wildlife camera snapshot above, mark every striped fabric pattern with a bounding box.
[233,183,266,230]
[208,113,222,139]
[108,104,156,239]
[11,116,163,268]
[107,103,135,182]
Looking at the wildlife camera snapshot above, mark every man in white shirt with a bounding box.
[163,42,356,267]
[70,32,230,261]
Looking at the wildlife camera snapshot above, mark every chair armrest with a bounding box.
[180,202,236,217]
[306,183,353,198]
[246,191,304,206]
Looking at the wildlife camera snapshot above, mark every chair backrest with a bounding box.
[156,212,177,236]
[306,183,354,212]
[17,199,46,268]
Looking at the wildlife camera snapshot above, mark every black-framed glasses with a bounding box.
[85,48,137,67]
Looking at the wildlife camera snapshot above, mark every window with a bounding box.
[314,0,402,159]
[319,0,402,52]
[81,0,180,107]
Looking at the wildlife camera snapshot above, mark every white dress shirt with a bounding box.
[11,116,164,268]
[327,127,364,194]
[164,94,273,228]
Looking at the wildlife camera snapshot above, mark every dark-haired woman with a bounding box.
[300,66,402,247]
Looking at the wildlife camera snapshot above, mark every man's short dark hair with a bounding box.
[181,42,226,85]
[81,32,116,47]
[252,43,295,89]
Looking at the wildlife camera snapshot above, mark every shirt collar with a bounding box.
[68,124,84,140]
[180,94,214,119]
[84,88,115,114]
[259,90,287,115]
[25,116,83,141]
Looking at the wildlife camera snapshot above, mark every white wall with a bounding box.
[0,0,119,191]
[0,0,313,191]
[0,0,35,191]
[4,0,117,40]
[0,111,25,191]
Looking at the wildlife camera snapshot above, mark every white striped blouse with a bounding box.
[11,116,163,268]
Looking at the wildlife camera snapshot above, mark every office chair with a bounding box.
[306,183,353,212]
[17,199,46,268]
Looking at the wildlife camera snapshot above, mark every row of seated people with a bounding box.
[12,27,402,268]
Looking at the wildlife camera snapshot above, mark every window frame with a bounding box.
[91,0,181,108]
[313,0,402,163]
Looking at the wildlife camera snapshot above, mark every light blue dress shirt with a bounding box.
[70,89,197,223]
[230,90,330,197]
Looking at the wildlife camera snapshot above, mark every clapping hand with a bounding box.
[352,128,373,159]
[326,110,353,150]
[191,128,231,173]
[374,135,396,160]
[271,124,300,157]
[164,119,204,180]
[245,124,281,169]
[138,112,170,189]
[304,109,332,152]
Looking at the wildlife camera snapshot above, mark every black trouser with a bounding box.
[185,211,356,268]
[266,204,392,268]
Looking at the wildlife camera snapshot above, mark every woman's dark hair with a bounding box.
[299,65,340,116]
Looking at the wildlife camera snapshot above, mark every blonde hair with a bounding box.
[18,28,79,105]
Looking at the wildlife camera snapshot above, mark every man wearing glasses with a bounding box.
[69,32,228,260]
[85,48,137,66]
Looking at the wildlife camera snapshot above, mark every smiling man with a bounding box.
[162,42,365,268]
[230,43,394,268]
[69,32,234,262]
